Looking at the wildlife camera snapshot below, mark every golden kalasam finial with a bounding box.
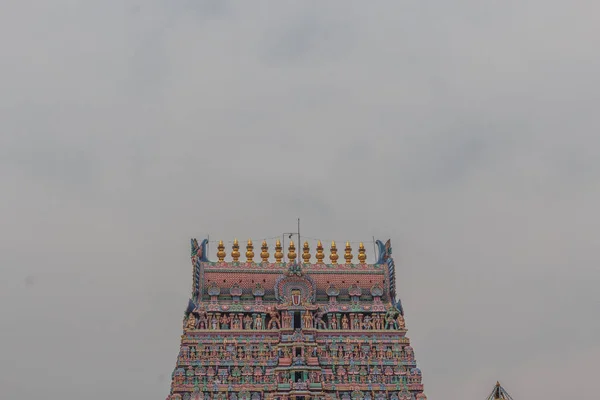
[315,240,325,263]
[358,242,367,264]
[302,241,311,264]
[288,240,297,262]
[330,241,339,264]
[260,240,269,262]
[217,240,226,262]
[231,238,240,262]
[344,241,353,264]
[274,239,283,263]
[246,239,254,263]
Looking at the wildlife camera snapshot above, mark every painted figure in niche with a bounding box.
[385,312,396,330]
[267,308,281,329]
[374,314,382,330]
[211,315,219,330]
[231,314,241,329]
[198,310,208,329]
[303,311,313,328]
[396,313,405,329]
[330,315,338,330]
[243,315,253,330]
[352,315,360,330]
[220,313,230,329]
[185,313,197,330]
[254,314,263,330]
[282,312,292,329]
[313,308,327,329]
[363,314,371,330]
[341,315,349,330]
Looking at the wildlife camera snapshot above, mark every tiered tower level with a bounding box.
[167,238,427,400]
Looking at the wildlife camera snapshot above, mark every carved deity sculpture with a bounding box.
[220,314,230,329]
[374,314,382,330]
[330,315,338,330]
[254,314,263,330]
[267,308,281,329]
[341,315,349,330]
[198,310,208,329]
[231,314,241,330]
[243,315,253,330]
[314,309,327,329]
[185,313,197,330]
[363,315,371,330]
[302,311,313,328]
[282,312,292,329]
[396,313,405,329]
[385,312,396,330]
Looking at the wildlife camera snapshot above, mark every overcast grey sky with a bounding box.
[1,1,599,399]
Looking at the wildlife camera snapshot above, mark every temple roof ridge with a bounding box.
[192,236,394,265]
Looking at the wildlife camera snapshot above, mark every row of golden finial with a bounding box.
[214,239,367,264]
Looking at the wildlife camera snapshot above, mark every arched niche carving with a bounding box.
[274,274,316,305]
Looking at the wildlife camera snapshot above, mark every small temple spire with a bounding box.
[274,239,283,263]
[315,240,325,263]
[246,239,254,263]
[344,241,353,264]
[302,241,311,264]
[358,242,367,264]
[260,240,269,262]
[330,241,339,264]
[287,240,296,262]
[231,238,240,262]
[217,240,226,262]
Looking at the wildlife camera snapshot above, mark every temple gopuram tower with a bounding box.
[166,237,427,400]
[486,382,514,400]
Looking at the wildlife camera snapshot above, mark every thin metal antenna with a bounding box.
[372,236,377,263]
[283,229,296,262]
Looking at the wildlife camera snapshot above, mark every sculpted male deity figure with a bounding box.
[231,314,241,330]
[185,313,197,330]
[220,313,230,329]
[363,314,371,330]
[313,308,327,329]
[198,309,208,329]
[302,311,313,328]
[282,312,292,329]
[385,312,396,330]
[374,314,382,330]
[267,308,281,329]
[254,314,263,330]
[330,315,338,330]
[396,313,405,329]
[243,315,253,330]
[341,315,349,330]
